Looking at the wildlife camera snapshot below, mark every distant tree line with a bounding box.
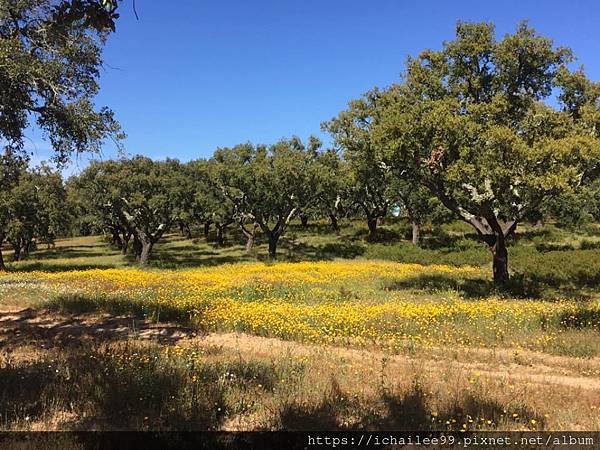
[1,3,599,283]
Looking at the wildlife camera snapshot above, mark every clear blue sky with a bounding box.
[27,0,600,172]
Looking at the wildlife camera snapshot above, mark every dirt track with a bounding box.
[2,308,599,392]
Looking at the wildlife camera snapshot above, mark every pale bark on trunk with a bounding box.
[411,222,420,246]
[12,238,28,262]
[139,241,153,266]
[241,222,258,252]
[431,183,519,285]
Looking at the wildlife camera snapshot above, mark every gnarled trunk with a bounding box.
[139,241,153,266]
[23,240,31,258]
[241,222,258,252]
[132,223,168,266]
[203,221,212,239]
[411,222,420,246]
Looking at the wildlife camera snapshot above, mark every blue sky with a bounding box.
[26,0,600,173]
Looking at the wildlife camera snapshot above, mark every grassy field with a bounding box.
[1,220,600,431]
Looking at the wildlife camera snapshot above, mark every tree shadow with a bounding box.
[0,308,197,350]
[277,382,544,431]
[385,271,598,301]
[559,307,600,330]
[6,262,118,273]
[281,241,366,262]
[383,274,545,299]
[25,248,113,261]
[534,243,575,252]
[0,343,230,431]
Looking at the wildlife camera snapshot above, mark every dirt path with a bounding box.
[2,309,599,392]
[197,332,600,391]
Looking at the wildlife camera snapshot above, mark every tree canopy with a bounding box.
[372,21,600,282]
[0,0,123,164]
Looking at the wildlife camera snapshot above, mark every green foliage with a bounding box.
[69,157,186,264]
[0,0,123,164]
[323,90,397,240]
[371,21,600,282]
[0,158,66,267]
[213,137,323,257]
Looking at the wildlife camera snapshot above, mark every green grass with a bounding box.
[3,220,600,301]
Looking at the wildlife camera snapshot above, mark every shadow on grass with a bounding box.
[281,241,366,262]
[6,262,118,273]
[384,268,600,300]
[148,250,252,269]
[278,382,544,431]
[559,307,600,330]
[25,247,114,261]
[0,308,197,350]
[46,293,199,325]
[383,274,545,299]
[0,344,232,430]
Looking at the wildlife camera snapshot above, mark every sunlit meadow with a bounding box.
[2,260,598,356]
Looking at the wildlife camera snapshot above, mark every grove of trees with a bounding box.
[1,9,599,284]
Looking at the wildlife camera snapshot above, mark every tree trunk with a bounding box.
[242,222,258,252]
[112,228,123,249]
[139,241,153,266]
[204,221,211,239]
[300,214,309,228]
[535,219,544,228]
[411,222,420,246]
[215,224,226,246]
[491,235,509,284]
[12,241,21,262]
[121,231,131,255]
[329,213,339,232]
[0,234,5,271]
[367,217,378,242]
[184,223,192,239]
[268,232,279,258]
[133,234,142,261]
[245,233,254,252]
